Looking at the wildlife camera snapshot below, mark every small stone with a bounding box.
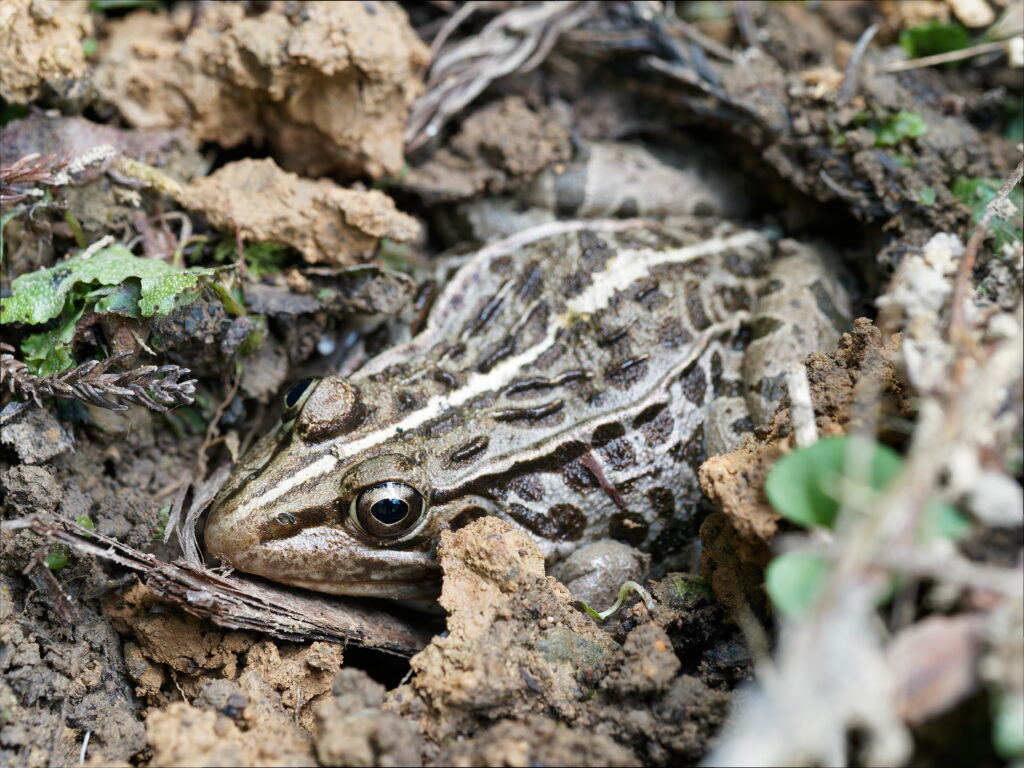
[0,465,62,514]
[550,540,650,609]
[0,407,74,464]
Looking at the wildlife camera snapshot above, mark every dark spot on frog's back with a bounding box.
[515,263,544,302]
[647,487,675,518]
[718,285,753,313]
[685,282,712,330]
[658,317,693,348]
[449,436,489,464]
[395,389,423,412]
[598,437,636,471]
[679,363,707,406]
[810,278,851,333]
[508,474,545,502]
[605,356,648,389]
[425,411,461,439]
[432,369,458,390]
[489,255,514,276]
[749,316,785,342]
[670,423,705,473]
[591,421,626,448]
[609,511,649,546]
[636,406,674,446]
[508,502,585,542]
[724,250,769,278]
[562,459,599,493]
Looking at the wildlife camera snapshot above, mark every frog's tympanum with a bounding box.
[205,218,850,598]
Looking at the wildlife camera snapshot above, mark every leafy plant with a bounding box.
[952,177,1024,252]
[212,240,291,280]
[764,437,971,619]
[44,545,69,570]
[1,244,214,375]
[871,111,928,147]
[899,21,969,59]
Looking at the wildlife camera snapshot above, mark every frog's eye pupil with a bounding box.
[284,378,313,409]
[370,498,408,524]
[354,481,425,538]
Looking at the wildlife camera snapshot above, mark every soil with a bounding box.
[1,2,1021,767]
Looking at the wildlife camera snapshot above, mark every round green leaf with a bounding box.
[766,552,830,620]
[765,436,904,528]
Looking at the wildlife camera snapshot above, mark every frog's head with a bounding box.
[204,376,463,599]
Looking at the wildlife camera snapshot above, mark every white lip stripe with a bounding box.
[237,230,765,516]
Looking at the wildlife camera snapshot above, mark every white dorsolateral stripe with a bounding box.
[237,230,766,516]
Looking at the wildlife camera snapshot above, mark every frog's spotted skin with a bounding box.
[206,218,851,598]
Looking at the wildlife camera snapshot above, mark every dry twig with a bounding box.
[884,37,1020,73]
[0,152,70,204]
[0,343,196,414]
[837,23,879,103]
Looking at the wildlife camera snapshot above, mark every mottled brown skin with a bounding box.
[205,219,850,598]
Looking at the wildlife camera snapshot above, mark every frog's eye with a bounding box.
[282,378,315,416]
[352,482,425,538]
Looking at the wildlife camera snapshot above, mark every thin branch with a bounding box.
[0,152,70,204]
[838,23,879,103]
[884,37,1015,73]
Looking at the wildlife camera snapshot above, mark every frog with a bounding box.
[204,215,852,599]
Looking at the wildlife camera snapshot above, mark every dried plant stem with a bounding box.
[837,23,879,103]
[885,37,1016,72]
[0,344,196,417]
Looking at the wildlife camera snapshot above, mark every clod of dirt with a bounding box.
[0,465,61,514]
[385,517,733,765]
[549,540,650,609]
[405,96,573,204]
[386,516,619,739]
[699,318,910,612]
[178,158,420,267]
[146,700,314,767]
[434,715,641,767]
[0,0,92,104]
[104,582,254,702]
[601,624,681,699]
[0,406,74,464]
[93,2,428,179]
[315,668,424,768]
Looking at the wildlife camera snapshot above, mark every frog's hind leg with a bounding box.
[740,238,854,428]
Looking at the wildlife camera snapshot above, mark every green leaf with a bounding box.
[952,177,1024,253]
[765,436,904,528]
[89,282,143,317]
[0,244,213,325]
[766,552,830,619]
[873,111,928,147]
[212,240,290,279]
[44,545,69,571]
[994,693,1024,759]
[918,186,936,206]
[921,499,972,541]
[899,21,969,59]
[21,305,84,376]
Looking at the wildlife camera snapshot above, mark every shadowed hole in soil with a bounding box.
[343,644,414,689]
